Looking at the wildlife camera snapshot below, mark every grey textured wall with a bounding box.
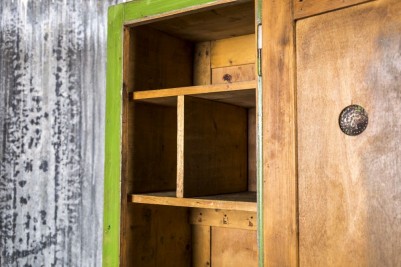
[0,0,122,266]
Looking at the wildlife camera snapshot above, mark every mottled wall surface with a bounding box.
[0,0,122,266]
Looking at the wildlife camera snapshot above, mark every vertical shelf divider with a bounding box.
[177,95,185,198]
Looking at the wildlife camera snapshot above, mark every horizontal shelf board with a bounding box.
[133,80,256,108]
[129,191,257,212]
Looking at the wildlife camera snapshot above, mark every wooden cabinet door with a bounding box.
[297,0,401,266]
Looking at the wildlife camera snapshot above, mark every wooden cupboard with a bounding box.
[104,0,401,266]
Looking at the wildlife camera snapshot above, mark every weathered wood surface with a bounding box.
[262,0,298,266]
[0,1,121,266]
[211,227,257,267]
[294,0,374,19]
[297,0,401,265]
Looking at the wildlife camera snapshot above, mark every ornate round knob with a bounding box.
[339,105,368,136]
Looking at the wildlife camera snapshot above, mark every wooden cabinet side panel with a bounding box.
[261,0,298,266]
[132,103,177,193]
[297,0,401,265]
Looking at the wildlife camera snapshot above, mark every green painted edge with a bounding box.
[123,0,218,22]
[256,0,264,266]
[103,4,124,267]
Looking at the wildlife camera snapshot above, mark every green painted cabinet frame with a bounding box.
[103,1,266,266]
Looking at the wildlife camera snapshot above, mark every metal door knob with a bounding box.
[339,105,368,136]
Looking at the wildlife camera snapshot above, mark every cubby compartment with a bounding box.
[123,204,257,267]
[177,95,255,198]
[128,100,177,194]
[123,1,256,93]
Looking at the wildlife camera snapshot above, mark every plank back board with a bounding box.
[130,26,193,91]
[124,204,191,267]
[297,0,401,265]
[211,227,257,267]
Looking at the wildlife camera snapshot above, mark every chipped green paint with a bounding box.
[103,4,123,267]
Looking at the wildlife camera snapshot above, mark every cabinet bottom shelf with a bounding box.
[129,191,256,212]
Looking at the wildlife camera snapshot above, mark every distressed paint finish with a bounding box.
[0,0,122,266]
[103,4,124,267]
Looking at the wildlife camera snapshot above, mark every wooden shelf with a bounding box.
[129,191,257,212]
[132,80,256,108]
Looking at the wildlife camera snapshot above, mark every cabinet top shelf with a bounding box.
[129,191,257,212]
[132,80,257,108]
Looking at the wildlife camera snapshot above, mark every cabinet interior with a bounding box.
[121,1,257,266]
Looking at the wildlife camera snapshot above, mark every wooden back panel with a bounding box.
[124,205,191,267]
[178,95,248,197]
[297,0,401,265]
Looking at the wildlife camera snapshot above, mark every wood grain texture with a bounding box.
[189,89,255,108]
[148,2,255,42]
[131,102,177,193]
[123,0,253,26]
[294,0,374,19]
[133,81,257,100]
[124,204,191,267]
[211,34,256,68]
[211,227,257,267]
[190,208,257,230]
[130,26,193,91]
[262,0,298,266]
[212,64,255,84]
[130,192,257,212]
[180,96,248,197]
[177,96,185,198]
[194,41,211,85]
[192,225,211,267]
[297,0,401,265]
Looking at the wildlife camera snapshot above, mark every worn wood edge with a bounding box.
[103,5,124,267]
[255,1,264,266]
[129,194,257,212]
[177,96,185,198]
[133,80,257,100]
[211,63,256,84]
[262,0,298,266]
[123,0,253,26]
[294,0,375,20]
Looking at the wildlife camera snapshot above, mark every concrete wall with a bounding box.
[0,1,122,265]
